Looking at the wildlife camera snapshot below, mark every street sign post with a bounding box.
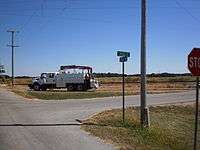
[188,47,200,150]
[119,56,128,62]
[117,51,130,124]
[117,51,130,58]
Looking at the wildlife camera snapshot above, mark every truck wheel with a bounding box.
[67,85,74,91]
[77,84,84,91]
[41,86,47,91]
[33,83,40,91]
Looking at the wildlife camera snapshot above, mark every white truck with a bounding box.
[28,65,99,91]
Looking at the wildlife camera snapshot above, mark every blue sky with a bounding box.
[0,0,200,76]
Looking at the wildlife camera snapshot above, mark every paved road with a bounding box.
[0,88,195,150]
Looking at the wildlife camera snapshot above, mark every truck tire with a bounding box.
[77,84,84,91]
[41,85,47,91]
[67,85,74,91]
[33,83,40,91]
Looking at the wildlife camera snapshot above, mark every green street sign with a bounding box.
[119,57,127,62]
[117,51,130,57]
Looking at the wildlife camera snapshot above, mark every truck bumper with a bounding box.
[28,84,33,89]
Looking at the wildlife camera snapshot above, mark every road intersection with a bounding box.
[0,88,195,150]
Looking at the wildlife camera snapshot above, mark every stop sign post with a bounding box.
[188,48,200,150]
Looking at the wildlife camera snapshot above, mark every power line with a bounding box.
[39,2,64,32]
[60,0,68,12]
[41,0,47,17]
[0,6,199,14]
[0,13,38,17]
[20,11,37,31]
[175,0,200,24]
[0,0,64,4]
[19,0,45,32]
[0,6,138,12]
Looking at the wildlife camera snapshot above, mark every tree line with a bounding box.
[0,72,191,79]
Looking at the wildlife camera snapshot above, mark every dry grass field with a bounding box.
[98,82,192,93]
[82,105,200,150]
[0,76,195,99]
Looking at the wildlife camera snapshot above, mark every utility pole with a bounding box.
[140,0,150,128]
[7,30,19,88]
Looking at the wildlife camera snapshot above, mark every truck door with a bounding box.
[46,73,56,84]
[56,74,66,88]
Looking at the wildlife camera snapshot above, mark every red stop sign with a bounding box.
[188,48,200,76]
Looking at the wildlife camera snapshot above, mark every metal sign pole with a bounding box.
[117,52,130,124]
[194,76,199,150]
[122,61,125,124]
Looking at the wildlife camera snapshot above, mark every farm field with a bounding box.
[0,76,195,100]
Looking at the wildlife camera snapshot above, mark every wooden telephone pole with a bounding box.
[140,0,150,128]
[7,30,19,88]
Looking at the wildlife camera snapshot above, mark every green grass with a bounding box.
[13,90,137,100]
[11,90,188,100]
[82,105,200,150]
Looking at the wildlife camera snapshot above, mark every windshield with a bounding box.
[41,73,47,78]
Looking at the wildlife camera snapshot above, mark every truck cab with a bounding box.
[29,72,58,91]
